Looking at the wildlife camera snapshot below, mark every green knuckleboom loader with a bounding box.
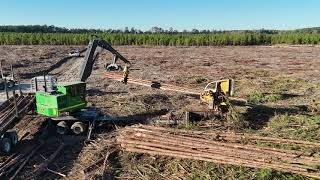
[33,39,130,138]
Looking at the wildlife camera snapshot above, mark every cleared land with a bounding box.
[0,45,320,179]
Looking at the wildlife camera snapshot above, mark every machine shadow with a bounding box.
[262,92,302,101]
[243,104,310,130]
[87,89,128,96]
[26,109,169,179]
[19,56,73,79]
[94,109,170,133]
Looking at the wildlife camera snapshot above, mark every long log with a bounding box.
[138,125,320,148]
[121,143,309,174]
[123,146,320,179]
[122,128,320,164]
[83,149,116,174]
[118,126,320,178]
[118,134,320,166]
[0,152,19,170]
[0,95,22,115]
[19,132,30,141]
[9,142,43,180]
[121,128,309,159]
[46,168,66,178]
[0,154,24,177]
[119,137,319,171]
[28,143,65,179]
[83,157,105,174]
[103,72,201,95]
[121,126,320,162]
[125,127,315,158]
[120,137,320,177]
[0,142,38,176]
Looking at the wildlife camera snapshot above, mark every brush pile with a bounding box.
[117,125,320,178]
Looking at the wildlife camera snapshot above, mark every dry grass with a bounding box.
[1,45,320,179]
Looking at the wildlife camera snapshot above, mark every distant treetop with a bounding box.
[0,25,319,34]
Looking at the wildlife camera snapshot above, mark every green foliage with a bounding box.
[248,91,265,103]
[0,25,103,33]
[255,168,305,180]
[227,104,248,131]
[1,32,320,46]
[264,94,282,102]
[263,113,320,141]
[248,91,281,103]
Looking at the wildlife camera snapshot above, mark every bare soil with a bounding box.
[2,45,320,82]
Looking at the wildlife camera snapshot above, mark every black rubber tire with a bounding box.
[7,81,15,88]
[0,138,12,154]
[0,82,4,90]
[71,122,87,135]
[3,131,18,146]
[56,121,69,135]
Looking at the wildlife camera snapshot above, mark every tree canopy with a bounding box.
[0,25,320,46]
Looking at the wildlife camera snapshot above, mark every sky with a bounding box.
[0,0,319,31]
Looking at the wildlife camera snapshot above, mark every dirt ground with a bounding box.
[1,45,320,179]
[2,45,320,82]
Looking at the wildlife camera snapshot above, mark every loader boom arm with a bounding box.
[79,39,130,82]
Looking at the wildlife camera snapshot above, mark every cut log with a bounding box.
[27,143,65,179]
[117,125,320,179]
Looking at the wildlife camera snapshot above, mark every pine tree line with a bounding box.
[1,32,320,46]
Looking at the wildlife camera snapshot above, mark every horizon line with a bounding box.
[0,24,318,32]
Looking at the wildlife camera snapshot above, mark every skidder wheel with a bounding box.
[0,82,4,90]
[0,138,12,154]
[7,81,15,88]
[57,121,69,135]
[4,131,18,146]
[71,122,87,135]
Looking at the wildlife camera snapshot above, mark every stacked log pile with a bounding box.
[0,95,35,133]
[117,125,320,178]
